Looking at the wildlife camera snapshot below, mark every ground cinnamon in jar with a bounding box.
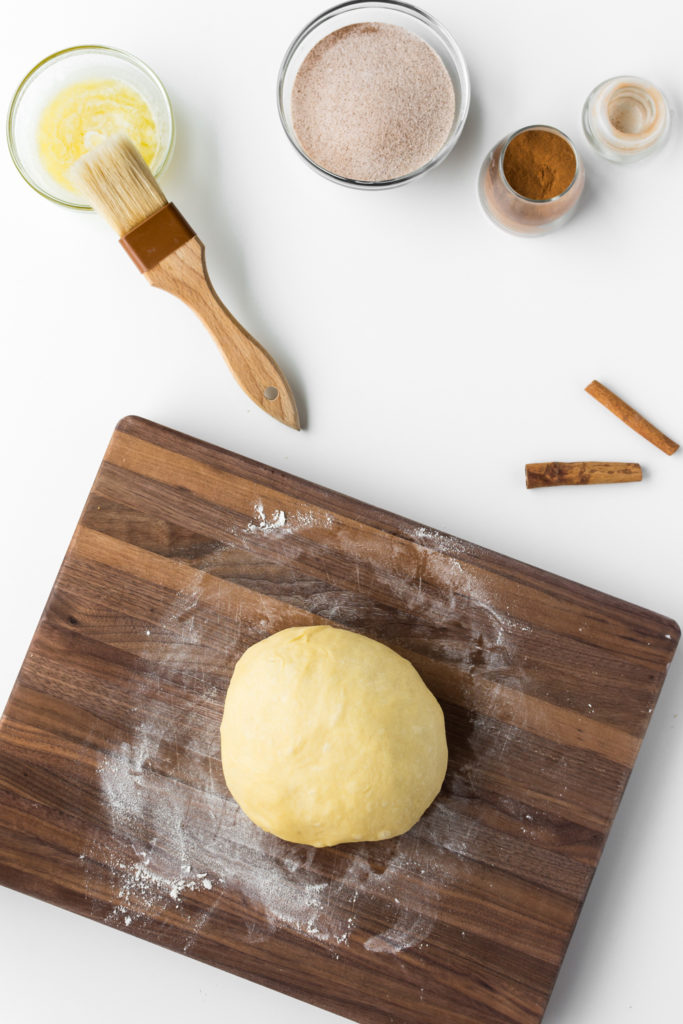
[478,124,584,235]
[502,128,576,200]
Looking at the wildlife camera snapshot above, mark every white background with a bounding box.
[1,1,681,1021]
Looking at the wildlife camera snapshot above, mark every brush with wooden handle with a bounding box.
[71,134,300,430]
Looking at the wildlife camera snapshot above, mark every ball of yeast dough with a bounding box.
[220,624,448,847]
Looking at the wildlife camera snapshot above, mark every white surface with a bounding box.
[0,1,681,1021]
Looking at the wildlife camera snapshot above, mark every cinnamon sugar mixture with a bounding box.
[291,23,455,182]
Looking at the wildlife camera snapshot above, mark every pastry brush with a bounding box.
[71,134,300,430]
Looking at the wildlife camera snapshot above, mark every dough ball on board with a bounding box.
[220,624,448,847]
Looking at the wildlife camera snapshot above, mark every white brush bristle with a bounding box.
[71,133,167,235]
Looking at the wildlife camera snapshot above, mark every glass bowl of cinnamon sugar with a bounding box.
[277,2,470,189]
[478,125,585,236]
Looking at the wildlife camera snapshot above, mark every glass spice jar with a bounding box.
[582,76,671,163]
[478,124,585,237]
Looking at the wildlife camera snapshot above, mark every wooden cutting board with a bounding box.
[0,416,678,1024]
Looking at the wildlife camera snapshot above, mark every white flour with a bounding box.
[247,502,286,533]
[246,501,333,535]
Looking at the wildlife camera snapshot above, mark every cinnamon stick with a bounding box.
[525,461,642,489]
[585,380,679,455]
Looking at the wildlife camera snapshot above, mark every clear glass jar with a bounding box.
[478,125,585,237]
[277,1,470,189]
[7,45,175,209]
[582,76,671,163]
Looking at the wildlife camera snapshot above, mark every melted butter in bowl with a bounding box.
[8,46,174,208]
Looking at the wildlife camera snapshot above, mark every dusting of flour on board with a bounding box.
[246,501,333,535]
[87,505,534,953]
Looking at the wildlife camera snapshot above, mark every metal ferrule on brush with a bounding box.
[119,203,196,273]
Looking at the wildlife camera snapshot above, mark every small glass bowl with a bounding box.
[582,76,671,163]
[478,125,585,237]
[7,45,175,209]
[277,1,470,189]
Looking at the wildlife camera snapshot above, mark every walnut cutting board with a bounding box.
[0,416,678,1024]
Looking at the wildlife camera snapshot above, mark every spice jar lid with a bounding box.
[582,76,671,163]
